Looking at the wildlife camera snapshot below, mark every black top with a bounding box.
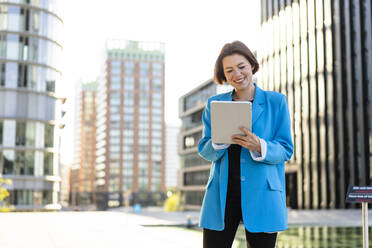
[227,144,242,202]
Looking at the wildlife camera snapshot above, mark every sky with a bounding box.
[58,0,260,165]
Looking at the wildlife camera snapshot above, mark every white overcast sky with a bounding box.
[58,0,260,164]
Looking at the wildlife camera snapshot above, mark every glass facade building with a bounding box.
[95,40,166,209]
[178,79,231,209]
[259,0,371,209]
[0,0,63,210]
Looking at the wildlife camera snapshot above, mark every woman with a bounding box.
[198,41,293,248]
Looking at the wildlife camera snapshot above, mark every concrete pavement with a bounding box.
[1,207,371,248]
[0,211,203,248]
[112,206,372,227]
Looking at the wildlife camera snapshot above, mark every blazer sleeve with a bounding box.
[198,99,227,162]
[259,95,294,165]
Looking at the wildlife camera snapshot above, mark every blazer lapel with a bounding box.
[252,84,265,128]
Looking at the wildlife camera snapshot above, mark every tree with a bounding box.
[0,178,12,212]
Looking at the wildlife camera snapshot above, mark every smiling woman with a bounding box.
[198,41,294,248]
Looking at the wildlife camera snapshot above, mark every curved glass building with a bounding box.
[0,0,63,210]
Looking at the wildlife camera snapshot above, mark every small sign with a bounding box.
[346,186,372,203]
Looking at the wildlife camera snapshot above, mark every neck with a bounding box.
[234,83,255,101]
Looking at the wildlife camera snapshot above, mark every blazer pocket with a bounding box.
[267,177,283,192]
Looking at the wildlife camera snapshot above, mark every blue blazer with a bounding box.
[198,84,293,232]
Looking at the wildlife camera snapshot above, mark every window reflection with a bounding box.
[152,78,162,91]
[0,120,2,145]
[2,150,34,175]
[2,150,14,174]
[16,121,35,146]
[43,152,53,175]
[6,34,18,59]
[0,5,61,40]
[0,62,57,92]
[44,123,54,147]
[2,33,61,68]
[124,61,134,76]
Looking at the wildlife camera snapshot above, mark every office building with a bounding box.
[259,0,371,209]
[70,82,97,207]
[95,40,166,209]
[178,79,231,209]
[165,125,180,188]
[0,1,64,210]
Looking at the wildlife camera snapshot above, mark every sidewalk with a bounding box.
[111,206,372,227]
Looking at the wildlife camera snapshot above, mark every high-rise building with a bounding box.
[70,82,97,207]
[95,40,166,209]
[178,79,231,209]
[165,125,180,188]
[259,0,372,209]
[0,0,64,210]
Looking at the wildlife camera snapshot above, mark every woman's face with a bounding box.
[222,53,254,91]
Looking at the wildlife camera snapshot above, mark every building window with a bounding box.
[44,124,54,148]
[16,121,35,147]
[44,152,53,176]
[152,114,162,122]
[42,190,53,205]
[124,77,134,90]
[139,77,149,91]
[139,137,149,145]
[140,62,149,76]
[0,120,3,145]
[152,92,162,100]
[13,151,35,175]
[138,153,148,161]
[123,136,133,145]
[138,122,148,130]
[110,60,121,74]
[123,153,133,160]
[110,113,120,121]
[123,92,134,106]
[139,92,149,106]
[139,107,149,115]
[110,75,121,90]
[123,129,133,137]
[2,150,14,174]
[152,63,163,77]
[152,153,161,161]
[110,92,120,105]
[110,105,120,114]
[152,145,161,153]
[122,145,132,153]
[110,136,120,145]
[46,79,56,93]
[152,107,162,115]
[123,114,134,121]
[0,64,5,86]
[152,78,162,91]
[17,64,28,88]
[152,122,162,130]
[124,61,134,76]
[153,99,162,107]
[123,166,133,177]
[9,190,36,206]
[152,138,161,146]
[152,130,161,138]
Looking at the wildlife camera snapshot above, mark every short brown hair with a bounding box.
[214,41,259,85]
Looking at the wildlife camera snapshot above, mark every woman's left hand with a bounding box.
[231,126,261,153]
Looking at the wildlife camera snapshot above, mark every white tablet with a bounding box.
[210,101,252,144]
